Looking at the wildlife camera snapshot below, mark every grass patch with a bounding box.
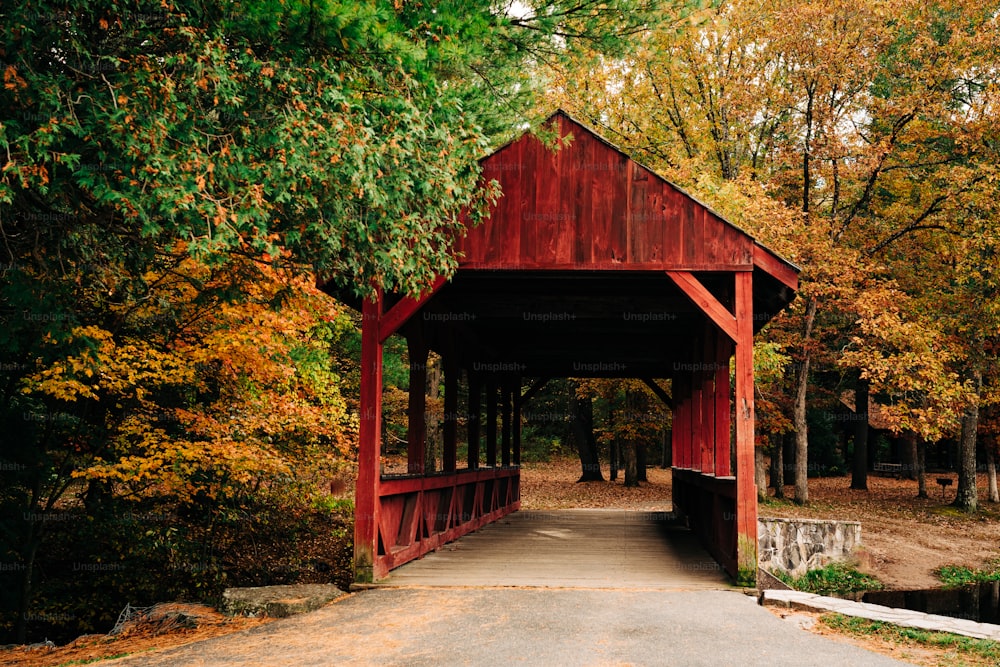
[929,505,1000,521]
[820,613,1000,665]
[937,560,1000,588]
[777,562,883,596]
[758,496,838,513]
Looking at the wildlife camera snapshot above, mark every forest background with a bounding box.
[2,0,999,644]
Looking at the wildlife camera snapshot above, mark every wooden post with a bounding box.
[468,373,481,470]
[701,327,716,475]
[406,332,427,476]
[355,295,383,583]
[715,331,732,477]
[486,377,498,467]
[676,372,691,469]
[690,364,703,473]
[513,378,522,466]
[670,371,680,468]
[501,380,512,467]
[443,354,458,473]
[734,271,757,586]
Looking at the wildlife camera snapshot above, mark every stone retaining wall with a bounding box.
[758,517,861,579]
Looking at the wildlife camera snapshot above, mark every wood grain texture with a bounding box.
[734,271,757,580]
[715,331,733,477]
[355,295,384,582]
[456,113,763,273]
[380,510,730,589]
[379,276,447,343]
[666,271,738,341]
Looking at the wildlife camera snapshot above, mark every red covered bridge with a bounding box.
[323,111,798,586]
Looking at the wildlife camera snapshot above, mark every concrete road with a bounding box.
[101,588,906,666]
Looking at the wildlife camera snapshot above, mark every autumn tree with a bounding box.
[547,0,1000,507]
[575,379,670,486]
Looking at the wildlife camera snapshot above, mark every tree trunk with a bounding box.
[794,296,817,505]
[610,439,618,481]
[608,401,618,481]
[783,431,795,486]
[901,425,918,481]
[623,389,640,487]
[624,439,639,487]
[953,366,982,512]
[986,437,998,503]
[850,378,869,490]
[770,432,785,499]
[15,522,41,644]
[916,434,928,499]
[637,444,648,482]
[755,443,767,502]
[570,386,603,482]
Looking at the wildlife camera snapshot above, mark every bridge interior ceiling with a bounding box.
[391,269,790,378]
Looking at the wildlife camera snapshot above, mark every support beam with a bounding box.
[701,327,716,475]
[378,276,447,343]
[501,381,512,467]
[520,377,550,405]
[715,331,733,477]
[355,295,383,583]
[486,378,498,467]
[670,372,680,468]
[690,365,703,473]
[753,243,799,291]
[467,373,481,470]
[666,271,738,342]
[513,380,522,466]
[443,355,459,473]
[406,333,428,476]
[640,378,671,407]
[674,372,691,469]
[734,271,757,586]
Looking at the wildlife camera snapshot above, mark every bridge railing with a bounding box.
[372,466,520,577]
[671,468,737,578]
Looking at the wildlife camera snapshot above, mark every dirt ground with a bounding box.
[0,604,274,667]
[520,457,674,511]
[759,472,1000,590]
[4,458,998,666]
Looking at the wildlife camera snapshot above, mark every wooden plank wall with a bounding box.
[458,114,753,271]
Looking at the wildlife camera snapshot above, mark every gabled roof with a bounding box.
[454,110,798,291]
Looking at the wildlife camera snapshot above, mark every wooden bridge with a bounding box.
[377,509,730,590]
[322,111,798,587]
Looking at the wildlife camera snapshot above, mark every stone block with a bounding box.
[221,584,345,618]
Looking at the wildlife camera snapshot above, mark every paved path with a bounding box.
[103,588,906,666]
[100,510,907,665]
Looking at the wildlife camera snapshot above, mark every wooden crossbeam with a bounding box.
[520,377,550,405]
[753,243,798,291]
[378,276,447,343]
[666,271,738,342]
[641,377,671,408]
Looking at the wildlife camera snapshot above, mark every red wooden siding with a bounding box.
[458,113,754,271]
